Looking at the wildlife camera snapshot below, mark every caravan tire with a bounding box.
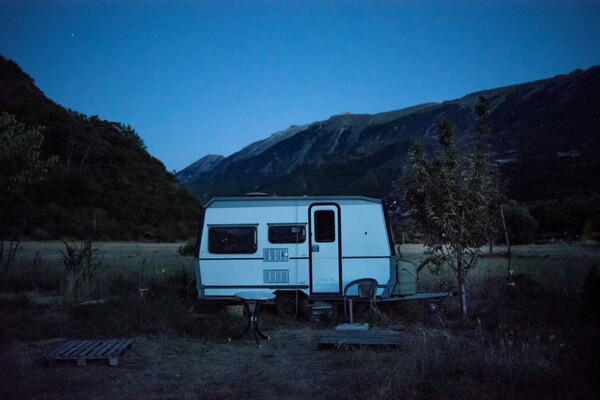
[275,292,304,319]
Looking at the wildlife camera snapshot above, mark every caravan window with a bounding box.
[208,226,257,254]
[315,210,335,242]
[268,224,306,244]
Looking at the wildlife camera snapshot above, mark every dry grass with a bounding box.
[0,242,599,399]
[2,320,593,400]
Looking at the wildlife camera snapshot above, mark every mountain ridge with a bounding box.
[178,67,596,184]
[177,66,600,235]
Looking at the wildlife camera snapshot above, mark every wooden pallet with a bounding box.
[319,330,402,349]
[46,339,133,366]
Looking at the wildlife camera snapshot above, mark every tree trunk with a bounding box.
[1,236,20,276]
[65,269,75,300]
[457,257,468,317]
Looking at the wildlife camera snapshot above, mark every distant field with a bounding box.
[399,243,600,293]
[15,241,190,265]
[399,243,600,259]
[5,241,599,295]
[12,241,195,274]
[4,241,195,294]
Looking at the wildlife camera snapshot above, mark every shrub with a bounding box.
[502,200,539,244]
[178,239,196,256]
[581,266,600,323]
[582,219,600,242]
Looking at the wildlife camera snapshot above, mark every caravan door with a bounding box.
[309,204,342,294]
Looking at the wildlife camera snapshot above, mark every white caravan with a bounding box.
[194,196,417,316]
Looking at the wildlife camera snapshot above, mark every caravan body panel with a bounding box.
[195,196,396,300]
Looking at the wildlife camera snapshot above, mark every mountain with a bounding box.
[178,66,600,235]
[0,56,201,241]
[176,154,225,186]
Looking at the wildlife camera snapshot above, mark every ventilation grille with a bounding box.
[263,248,289,262]
[263,269,289,284]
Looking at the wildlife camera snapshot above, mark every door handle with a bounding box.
[311,245,320,252]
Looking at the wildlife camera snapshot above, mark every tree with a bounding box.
[502,199,538,244]
[0,112,57,206]
[405,97,503,317]
[0,112,57,272]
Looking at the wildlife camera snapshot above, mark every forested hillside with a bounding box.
[0,56,200,241]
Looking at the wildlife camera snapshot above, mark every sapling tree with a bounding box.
[405,97,503,317]
[61,239,102,301]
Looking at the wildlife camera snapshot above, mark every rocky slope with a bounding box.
[178,66,600,206]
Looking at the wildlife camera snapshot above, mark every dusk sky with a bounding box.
[1,1,599,172]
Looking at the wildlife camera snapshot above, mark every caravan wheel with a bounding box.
[275,291,304,319]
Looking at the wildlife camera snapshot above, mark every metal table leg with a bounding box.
[231,300,269,347]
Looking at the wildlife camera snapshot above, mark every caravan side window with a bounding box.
[268,224,306,244]
[208,226,257,254]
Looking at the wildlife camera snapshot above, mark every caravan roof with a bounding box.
[204,196,382,207]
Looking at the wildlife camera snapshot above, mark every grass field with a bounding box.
[5,241,599,294]
[1,241,599,399]
[400,243,600,293]
[2,241,195,295]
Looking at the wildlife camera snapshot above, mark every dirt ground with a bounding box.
[0,322,436,400]
[2,302,598,400]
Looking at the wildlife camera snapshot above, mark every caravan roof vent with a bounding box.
[245,192,270,197]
